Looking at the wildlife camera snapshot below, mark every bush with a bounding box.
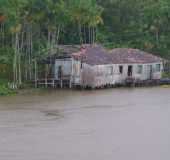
[162,72,170,78]
[0,79,15,96]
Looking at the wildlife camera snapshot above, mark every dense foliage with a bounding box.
[98,0,170,58]
[0,79,15,96]
[0,0,170,84]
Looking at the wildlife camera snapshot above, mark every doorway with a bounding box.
[128,65,133,77]
[58,65,63,80]
[147,65,153,79]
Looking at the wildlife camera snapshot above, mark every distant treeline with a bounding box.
[0,0,170,84]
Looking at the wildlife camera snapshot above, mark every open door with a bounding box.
[58,65,63,80]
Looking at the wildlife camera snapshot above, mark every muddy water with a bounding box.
[0,88,170,160]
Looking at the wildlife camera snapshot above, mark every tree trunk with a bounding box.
[79,23,83,44]
[83,25,86,44]
[156,30,159,47]
[88,26,91,44]
[13,33,18,83]
[56,26,60,45]
[34,59,37,88]
[93,27,95,44]
[90,27,93,44]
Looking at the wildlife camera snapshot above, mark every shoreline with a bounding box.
[1,84,170,97]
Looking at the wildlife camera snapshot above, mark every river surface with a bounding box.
[0,87,170,160]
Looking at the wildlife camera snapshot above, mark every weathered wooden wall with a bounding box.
[54,58,163,88]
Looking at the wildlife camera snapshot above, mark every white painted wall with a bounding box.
[113,62,163,84]
[55,58,163,87]
[54,58,81,84]
[80,62,163,87]
[72,59,81,84]
[55,58,72,79]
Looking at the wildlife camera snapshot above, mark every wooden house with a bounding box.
[39,45,163,88]
[109,48,163,84]
[49,44,115,88]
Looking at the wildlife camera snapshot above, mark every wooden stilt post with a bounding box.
[60,80,63,88]
[34,59,37,88]
[69,80,72,89]
[52,79,55,88]
[35,80,37,88]
[70,58,74,89]
[45,78,48,88]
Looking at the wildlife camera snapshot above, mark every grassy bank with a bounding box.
[0,79,15,96]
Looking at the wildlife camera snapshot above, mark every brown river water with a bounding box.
[0,87,170,160]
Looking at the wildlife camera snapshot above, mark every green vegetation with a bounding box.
[0,79,15,96]
[0,84,15,96]
[0,0,170,89]
[162,72,170,78]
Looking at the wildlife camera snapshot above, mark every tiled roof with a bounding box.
[44,45,162,65]
[72,45,113,65]
[109,48,162,64]
[73,46,162,65]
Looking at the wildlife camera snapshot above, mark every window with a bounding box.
[81,62,83,69]
[128,65,133,77]
[137,65,143,74]
[156,64,161,72]
[119,66,123,74]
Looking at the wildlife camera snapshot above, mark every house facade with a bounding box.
[52,45,163,88]
[53,45,115,88]
[109,48,163,84]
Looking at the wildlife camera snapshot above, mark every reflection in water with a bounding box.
[0,87,170,160]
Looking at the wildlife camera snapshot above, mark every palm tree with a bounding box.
[87,1,103,44]
[69,0,89,44]
[69,0,103,44]
[47,0,67,50]
[5,0,27,85]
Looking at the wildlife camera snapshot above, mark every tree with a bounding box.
[4,0,28,85]
[69,0,103,44]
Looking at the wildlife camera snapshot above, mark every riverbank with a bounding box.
[1,85,170,98]
[1,78,170,97]
[0,79,16,96]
